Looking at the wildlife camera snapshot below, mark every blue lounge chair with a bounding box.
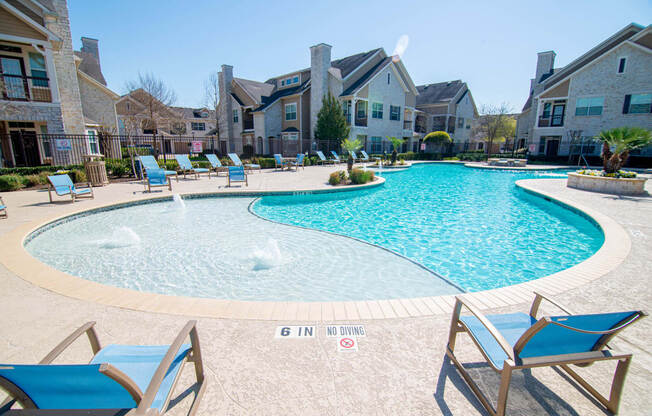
[289,153,305,171]
[227,166,248,187]
[174,154,210,180]
[447,292,646,415]
[145,169,171,192]
[330,151,342,164]
[228,153,260,173]
[0,320,205,414]
[0,196,6,219]
[316,151,335,165]
[349,151,362,163]
[138,155,178,182]
[360,150,373,163]
[46,174,94,203]
[274,154,288,170]
[205,154,228,176]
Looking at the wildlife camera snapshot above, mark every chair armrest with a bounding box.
[529,291,573,318]
[455,296,515,360]
[74,182,92,189]
[39,321,101,364]
[137,320,199,411]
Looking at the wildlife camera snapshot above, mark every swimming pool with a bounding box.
[24,164,603,301]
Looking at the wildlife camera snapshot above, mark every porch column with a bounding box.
[41,44,60,103]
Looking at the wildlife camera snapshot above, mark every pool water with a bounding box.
[253,164,603,292]
[25,164,603,301]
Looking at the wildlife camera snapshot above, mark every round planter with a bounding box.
[567,172,647,196]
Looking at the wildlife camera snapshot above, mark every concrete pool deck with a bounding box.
[0,164,651,415]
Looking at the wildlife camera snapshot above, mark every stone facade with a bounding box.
[78,75,118,132]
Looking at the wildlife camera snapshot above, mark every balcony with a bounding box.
[403,120,412,130]
[1,74,52,102]
[355,116,367,127]
[538,115,564,127]
[243,120,254,130]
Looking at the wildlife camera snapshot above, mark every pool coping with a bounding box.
[0,174,631,321]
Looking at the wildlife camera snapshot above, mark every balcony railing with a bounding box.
[538,116,564,127]
[355,116,367,127]
[243,120,254,130]
[1,74,52,102]
[403,120,412,130]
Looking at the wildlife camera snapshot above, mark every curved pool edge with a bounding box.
[0,176,629,322]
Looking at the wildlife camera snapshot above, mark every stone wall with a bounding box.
[78,75,118,131]
[0,102,65,133]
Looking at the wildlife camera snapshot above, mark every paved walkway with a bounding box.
[0,165,650,415]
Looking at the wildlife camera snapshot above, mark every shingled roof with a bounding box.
[74,51,107,86]
[254,80,310,112]
[234,78,275,103]
[340,57,392,96]
[415,80,465,106]
[331,48,381,78]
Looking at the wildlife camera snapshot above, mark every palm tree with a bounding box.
[340,138,362,172]
[387,136,405,165]
[597,127,652,173]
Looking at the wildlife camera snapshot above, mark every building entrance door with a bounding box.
[8,122,40,166]
[546,138,560,157]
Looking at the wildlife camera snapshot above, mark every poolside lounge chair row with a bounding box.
[0,292,644,415]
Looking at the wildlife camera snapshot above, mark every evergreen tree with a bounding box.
[314,93,350,142]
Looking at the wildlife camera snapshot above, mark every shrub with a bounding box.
[256,158,276,169]
[163,160,179,171]
[0,174,27,191]
[24,174,47,187]
[70,169,87,183]
[329,170,347,185]
[349,168,375,184]
[0,165,82,176]
[105,158,130,178]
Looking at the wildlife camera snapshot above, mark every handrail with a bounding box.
[39,321,101,364]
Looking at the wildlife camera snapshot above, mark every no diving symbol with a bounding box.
[340,338,354,348]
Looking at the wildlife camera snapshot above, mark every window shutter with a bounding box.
[622,95,631,114]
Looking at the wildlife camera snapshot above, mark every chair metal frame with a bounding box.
[0,321,205,416]
[47,175,94,203]
[446,292,646,416]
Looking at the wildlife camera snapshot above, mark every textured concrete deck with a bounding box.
[0,165,650,415]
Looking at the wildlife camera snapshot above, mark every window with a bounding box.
[281,80,285,86]
[356,101,367,118]
[618,57,626,74]
[372,102,383,119]
[233,109,239,122]
[387,73,390,84]
[371,136,382,153]
[293,76,299,83]
[390,105,401,121]
[457,117,464,128]
[623,94,652,114]
[575,97,604,116]
[28,53,48,87]
[285,103,297,120]
[191,122,206,131]
[542,102,551,118]
[87,130,99,154]
[284,133,298,141]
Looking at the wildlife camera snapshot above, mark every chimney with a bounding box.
[535,51,555,83]
[218,64,234,146]
[81,37,100,65]
[310,43,332,141]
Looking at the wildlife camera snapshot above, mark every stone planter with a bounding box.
[567,172,647,196]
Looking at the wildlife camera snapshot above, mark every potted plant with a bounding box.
[340,138,362,172]
[567,127,651,195]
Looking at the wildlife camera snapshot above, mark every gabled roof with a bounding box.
[415,80,465,105]
[331,48,382,78]
[340,57,392,96]
[170,107,216,119]
[230,93,244,106]
[254,80,310,112]
[74,51,106,85]
[233,78,274,103]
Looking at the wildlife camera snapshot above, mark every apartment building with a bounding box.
[516,23,652,159]
[0,0,119,167]
[217,44,419,155]
[415,80,479,152]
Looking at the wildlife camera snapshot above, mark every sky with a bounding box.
[69,0,651,112]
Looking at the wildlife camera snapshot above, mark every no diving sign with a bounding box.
[326,324,366,338]
[338,336,358,352]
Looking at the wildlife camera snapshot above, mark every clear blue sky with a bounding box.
[69,0,651,112]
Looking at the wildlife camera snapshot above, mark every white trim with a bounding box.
[624,39,652,54]
[392,59,419,95]
[371,102,383,119]
[0,33,49,46]
[0,1,61,42]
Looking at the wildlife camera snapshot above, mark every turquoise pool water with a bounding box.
[253,164,604,292]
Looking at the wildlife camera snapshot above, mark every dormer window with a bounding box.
[617,57,626,74]
[293,76,299,83]
[281,80,285,86]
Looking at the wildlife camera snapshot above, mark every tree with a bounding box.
[387,136,405,165]
[203,71,220,141]
[315,93,350,143]
[473,103,514,155]
[424,131,452,153]
[340,138,362,172]
[598,127,652,173]
[125,72,177,136]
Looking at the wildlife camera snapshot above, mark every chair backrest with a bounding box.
[316,151,326,161]
[174,154,193,170]
[147,169,167,185]
[296,153,304,165]
[361,150,370,160]
[274,154,284,164]
[138,155,160,171]
[228,166,245,181]
[228,153,242,166]
[350,151,357,159]
[205,154,221,168]
[330,151,340,161]
[0,364,136,409]
[47,174,74,194]
[516,311,644,359]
